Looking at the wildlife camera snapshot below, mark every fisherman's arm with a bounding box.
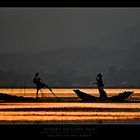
[91,82,97,85]
[93,82,97,85]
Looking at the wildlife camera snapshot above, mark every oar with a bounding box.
[41,79,57,98]
[45,83,57,98]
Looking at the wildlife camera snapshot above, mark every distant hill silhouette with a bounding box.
[0,44,140,87]
[1,22,140,87]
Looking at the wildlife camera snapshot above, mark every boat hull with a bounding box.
[0,89,133,102]
[73,89,133,102]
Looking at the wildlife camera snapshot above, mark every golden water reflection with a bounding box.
[0,88,140,122]
[0,103,140,122]
[0,88,137,97]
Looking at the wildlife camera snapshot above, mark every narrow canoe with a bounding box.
[73,89,133,102]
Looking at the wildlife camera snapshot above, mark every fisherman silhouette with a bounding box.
[33,72,53,99]
[33,72,44,99]
[92,73,107,99]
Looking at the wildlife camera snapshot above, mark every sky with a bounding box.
[1,7,140,53]
[0,7,140,87]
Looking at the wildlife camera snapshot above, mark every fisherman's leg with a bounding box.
[102,87,107,98]
[36,89,39,99]
[98,86,103,98]
[40,89,44,97]
[99,88,107,100]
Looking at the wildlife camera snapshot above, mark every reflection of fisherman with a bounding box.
[92,73,107,99]
[33,72,52,99]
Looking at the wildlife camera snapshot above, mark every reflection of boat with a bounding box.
[73,89,133,102]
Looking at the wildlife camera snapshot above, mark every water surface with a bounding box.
[0,88,140,122]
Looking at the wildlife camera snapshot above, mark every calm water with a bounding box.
[0,88,140,123]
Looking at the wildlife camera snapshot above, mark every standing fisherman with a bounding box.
[33,72,55,99]
[92,73,107,99]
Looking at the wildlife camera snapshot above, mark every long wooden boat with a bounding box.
[0,89,133,102]
[0,92,78,102]
[73,89,133,102]
[0,92,35,102]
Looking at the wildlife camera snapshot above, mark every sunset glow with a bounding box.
[0,88,140,122]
